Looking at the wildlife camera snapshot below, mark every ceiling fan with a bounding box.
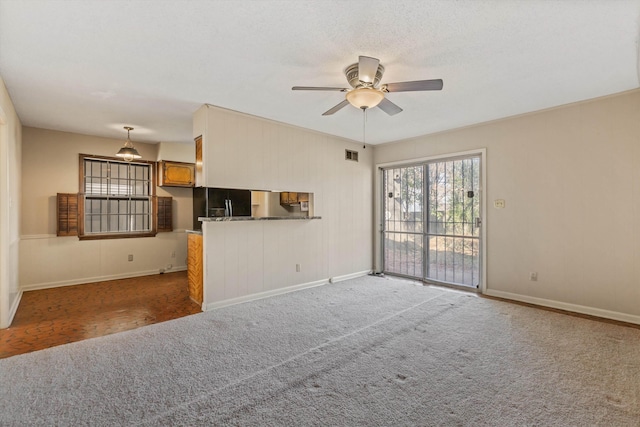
[292,56,443,116]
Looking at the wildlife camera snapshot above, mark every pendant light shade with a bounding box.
[116,126,142,161]
[346,87,384,109]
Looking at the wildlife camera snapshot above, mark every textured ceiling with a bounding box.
[0,0,639,145]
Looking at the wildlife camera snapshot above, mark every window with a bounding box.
[79,155,156,239]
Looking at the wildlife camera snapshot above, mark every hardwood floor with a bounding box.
[0,271,201,359]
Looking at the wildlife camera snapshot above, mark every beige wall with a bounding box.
[197,106,373,309]
[20,127,194,290]
[374,89,640,323]
[0,75,22,328]
[157,141,195,163]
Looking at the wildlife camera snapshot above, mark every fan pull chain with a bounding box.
[362,107,367,149]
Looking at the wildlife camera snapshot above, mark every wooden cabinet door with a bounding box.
[187,233,203,305]
[280,192,299,205]
[280,192,307,205]
[280,192,287,205]
[157,161,195,187]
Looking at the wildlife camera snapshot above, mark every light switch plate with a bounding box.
[494,199,505,209]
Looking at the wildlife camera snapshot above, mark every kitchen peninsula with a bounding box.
[201,216,321,222]
[193,104,373,311]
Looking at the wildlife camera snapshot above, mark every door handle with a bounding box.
[475,217,482,228]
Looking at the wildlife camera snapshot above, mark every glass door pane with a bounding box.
[382,165,424,278]
[426,156,480,288]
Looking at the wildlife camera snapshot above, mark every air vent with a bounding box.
[345,149,359,162]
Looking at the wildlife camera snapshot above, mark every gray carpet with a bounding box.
[1,275,639,426]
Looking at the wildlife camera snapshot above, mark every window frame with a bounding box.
[78,154,158,240]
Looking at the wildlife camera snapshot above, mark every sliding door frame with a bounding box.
[374,148,487,293]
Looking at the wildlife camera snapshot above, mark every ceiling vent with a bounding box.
[345,149,359,162]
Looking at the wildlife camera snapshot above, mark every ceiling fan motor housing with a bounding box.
[345,62,385,88]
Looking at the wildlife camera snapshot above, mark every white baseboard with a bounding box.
[6,290,23,327]
[205,278,330,311]
[165,266,188,273]
[484,289,640,326]
[205,270,372,311]
[20,265,187,292]
[329,270,371,283]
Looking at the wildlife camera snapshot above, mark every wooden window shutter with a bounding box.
[156,196,173,232]
[57,193,78,236]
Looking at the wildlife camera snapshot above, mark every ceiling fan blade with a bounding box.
[358,56,380,84]
[292,86,348,91]
[322,100,350,116]
[383,79,443,92]
[377,98,403,116]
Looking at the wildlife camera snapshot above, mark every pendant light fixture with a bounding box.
[116,126,142,161]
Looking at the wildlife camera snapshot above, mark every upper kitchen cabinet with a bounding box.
[193,104,316,191]
[157,160,195,187]
[280,192,298,205]
[279,192,309,205]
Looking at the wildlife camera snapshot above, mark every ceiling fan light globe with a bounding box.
[346,87,384,109]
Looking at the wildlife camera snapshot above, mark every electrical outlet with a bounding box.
[529,272,538,281]
[128,254,133,262]
[494,199,506,209]
[296,264,301,272]
[171,251,176,258]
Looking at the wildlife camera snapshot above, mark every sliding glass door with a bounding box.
[382,155,481,289]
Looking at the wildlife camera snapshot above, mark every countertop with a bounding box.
[198,216,321,222]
